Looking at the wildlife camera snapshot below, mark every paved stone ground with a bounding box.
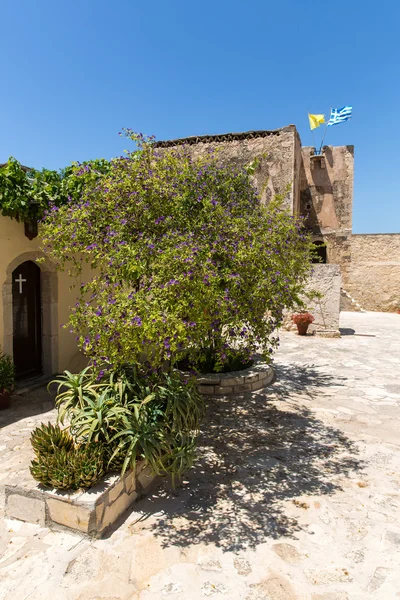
[1,311,400,600]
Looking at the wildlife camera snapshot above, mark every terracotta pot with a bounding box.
[296,323,309,336]
[0,389,11,410]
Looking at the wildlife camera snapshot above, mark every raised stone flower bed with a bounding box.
[188,356,274,396]
[4,460,157,537]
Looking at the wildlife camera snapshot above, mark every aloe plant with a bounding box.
[30,443,105,490]
[31,422,74,455]
[47,365,204,486]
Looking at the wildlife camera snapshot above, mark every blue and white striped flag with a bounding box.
[328,106,352,127]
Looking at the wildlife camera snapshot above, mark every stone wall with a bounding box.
[345,234,400,312]
[284,264,341,336]
[300,146,354,281]
[306,264,342,335]
[154,127,300,214]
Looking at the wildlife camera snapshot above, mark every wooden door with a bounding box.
[12,261,42,378]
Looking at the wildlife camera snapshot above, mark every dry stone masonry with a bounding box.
[188,358,274,396]
[4,461,157,537]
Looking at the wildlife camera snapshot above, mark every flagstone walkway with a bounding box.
[1,311,400,600]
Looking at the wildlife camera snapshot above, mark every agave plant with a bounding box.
[31,422,74,456]
[71,444,106,488]
[30,443,105,490]
[30,447,76,489]
[109,402,165,475]
[47,363,205,485]
[160,431,197,488]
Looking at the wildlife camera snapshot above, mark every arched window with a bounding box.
[312,240,327,264]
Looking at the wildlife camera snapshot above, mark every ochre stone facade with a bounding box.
[0,216,90,375]
[155,127,301,214]
[159,129,398,313]
[300,146,354,282]
[346,234,400,311]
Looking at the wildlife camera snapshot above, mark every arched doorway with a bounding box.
[12,261,42,377]
[312,240,327,264]
[2,252,58,378]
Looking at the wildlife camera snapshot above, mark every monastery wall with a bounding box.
[345,234,400,312]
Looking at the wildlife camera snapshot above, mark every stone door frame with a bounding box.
[2,252,58,377]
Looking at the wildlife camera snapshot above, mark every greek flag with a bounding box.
[328,106,352,127]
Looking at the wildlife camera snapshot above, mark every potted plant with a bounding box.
[291,312,315,336]
[0,352,16,409]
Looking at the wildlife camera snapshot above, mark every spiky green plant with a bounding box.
[30,443,106,490]
[31,422,74,456]
[71,444,106,489]
[30,448,75,489]
[50,367,106,423]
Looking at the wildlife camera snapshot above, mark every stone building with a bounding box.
[155,126,400,313]
[1,125,399,379]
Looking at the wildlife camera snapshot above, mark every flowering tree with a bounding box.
[41,131,312,372]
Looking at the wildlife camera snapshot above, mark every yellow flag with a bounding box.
[308,114,325,130]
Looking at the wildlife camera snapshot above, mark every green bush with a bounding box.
[0,157,111,222]
[0,352,15,392]
[40,131,313,373]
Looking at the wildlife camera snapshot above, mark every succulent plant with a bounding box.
[30,443,105,490]
[72,444,106,489]
[30,448,75,489]
[31,422,74,456]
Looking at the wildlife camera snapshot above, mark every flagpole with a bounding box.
[319,107,331,154]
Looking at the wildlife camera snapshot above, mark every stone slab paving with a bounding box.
[1,311,400,599]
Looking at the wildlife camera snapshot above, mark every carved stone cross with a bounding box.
[15,274,27,294]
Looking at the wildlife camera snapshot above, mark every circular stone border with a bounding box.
[183,356,275,396]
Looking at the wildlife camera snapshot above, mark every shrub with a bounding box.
[0,157,111,222]
[40,131,313,372]
[0,352,15,392]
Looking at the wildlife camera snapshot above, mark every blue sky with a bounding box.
[1,0,399,233]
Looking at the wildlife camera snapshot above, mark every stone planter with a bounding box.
[184,356,274,396]
[4,461,157,537]
[0,389,11,410]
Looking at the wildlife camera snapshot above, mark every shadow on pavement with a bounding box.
[143,363,362,551]
[0,387,54,429]
[339,327,355,336]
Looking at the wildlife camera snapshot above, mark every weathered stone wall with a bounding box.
[284,264,341,336]
[345,234,400,312]
[300,146,354,281]
[306,264,342,335]
[155,127,300,213]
